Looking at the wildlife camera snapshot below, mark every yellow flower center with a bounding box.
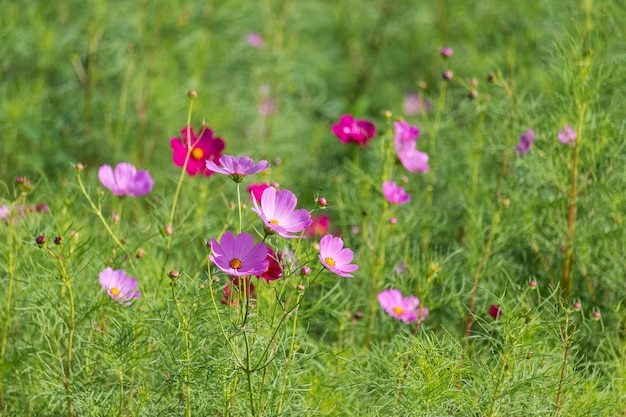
[229,258,243,269]
[110,287,121,296]
[269,219,279,225]
[392,306,404,315]
[324,257,336,267]
[191,147,204,160]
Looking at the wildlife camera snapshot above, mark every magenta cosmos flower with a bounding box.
[382,181,410,204]
[256,247,283,283]
[331,114,377,146]
[210,231,269,276]
[378,289,428,324]
[170,126,225,176]
[251,186,312,238]
[247,183,270,202]
[318,234,358,278]
[558,125,576,146]
[206,155,270,183]
[393,121,430,173]
[98,163,154,197]
[98,267,141,306]
[516,129,535,156]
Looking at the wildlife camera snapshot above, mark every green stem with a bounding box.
[171,283,192,417]
[276,291,303,415]
[118,369,124,417]
[76,171,138,278]
[236,183,243,235]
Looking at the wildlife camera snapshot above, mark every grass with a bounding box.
[1,0,626,415]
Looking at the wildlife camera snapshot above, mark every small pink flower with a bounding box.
[98,163,153,197]
[441,47,453,58]
[393,121,429,173]
[318,234,358,278]
[382,181,410,204]
[247,32,265,49]
[99,267,141,306]
[558,125,576,146]
[331,115,376,146]
[403,93,432,116]
[170,126,225,176]
[206,155,270,183]
[378,289,428,324]
[210,231,269,276]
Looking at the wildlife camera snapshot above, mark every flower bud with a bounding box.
[443,70,453,81]
[300,266,311,276]
[169,270,180,279]
[54,236,63,245]
[36,235,46,246]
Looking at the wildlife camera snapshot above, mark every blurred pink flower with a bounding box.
[516,129,535,157]
[558,125,576,146]
[210,231,269,276]
[441,46,453,58]
[247,32,265,48]
[206,155,270,183]
[378,289,428,324]
[393,121,429,173]
[331,114,376,146]
[403,93,432,116]
[305,214,330,238]
[99,267,141,306]
[382,181,410,204]
[170,126,225,176]
[98,163,153,197]
[251,186,312,238]
[318,234,358,278]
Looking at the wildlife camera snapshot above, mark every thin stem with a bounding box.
[236,183,242,235]
[76,171,138,278]
[276,291,303,415]
[171,283,192,417]
[554,311,574,416]
[118,369,124,417]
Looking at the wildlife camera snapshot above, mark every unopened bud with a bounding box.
[36,235,46,246]
[54,236,63,245]
[169,270,180,279]
[300,266,311,276]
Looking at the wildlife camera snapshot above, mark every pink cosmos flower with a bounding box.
[248,183,270,202]
[98,267,141,306]
[98,163,154,197]
[382,181,410,204]
[318,234,358,278]
[393,121,430,173]
[251,186,312,238]
[516,129,535,156]
[378,289,428,324]
[210,231,269,276]
[170,126,225,176]
[558,125,576,146]
[256,247,283,282]
[305,214,330,238]
[331,115,376,146]
[246,32,265,49]
[206,155,270,183]
[403,93,432,116]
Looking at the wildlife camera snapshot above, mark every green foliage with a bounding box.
[1,0,626,416]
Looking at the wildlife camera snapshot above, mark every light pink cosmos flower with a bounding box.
[378,289,428,324]
[206,155,270,183]
[246,32,265,49]
[393,121,430,173]
[210,231,269,277]
[170,126,225,176]
[382,181,410,204]
[403,93,432,116]
[98,163,154,197]
[99,267,141,306]
[251,187,312,238]
[331,114,377,146]
[318,234,358,278]
[558,125,576,146]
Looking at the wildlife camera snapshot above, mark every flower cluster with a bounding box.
[378,289,428,324]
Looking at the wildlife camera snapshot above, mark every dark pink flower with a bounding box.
[516,129,535,156]
[382,181,410,204]
[331,115,376,146]
[558,125,576,146]
[98,163,154,197]
[247,183,270,202]
[170,126,225,176]
[256,247,283,283]
[210,231,269,276]
[251,187,312,238]
[305,214,330,238]
[99,267,141,306]
[318,234,358,278]
[206,155,270,183]
[489,304,503,319]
